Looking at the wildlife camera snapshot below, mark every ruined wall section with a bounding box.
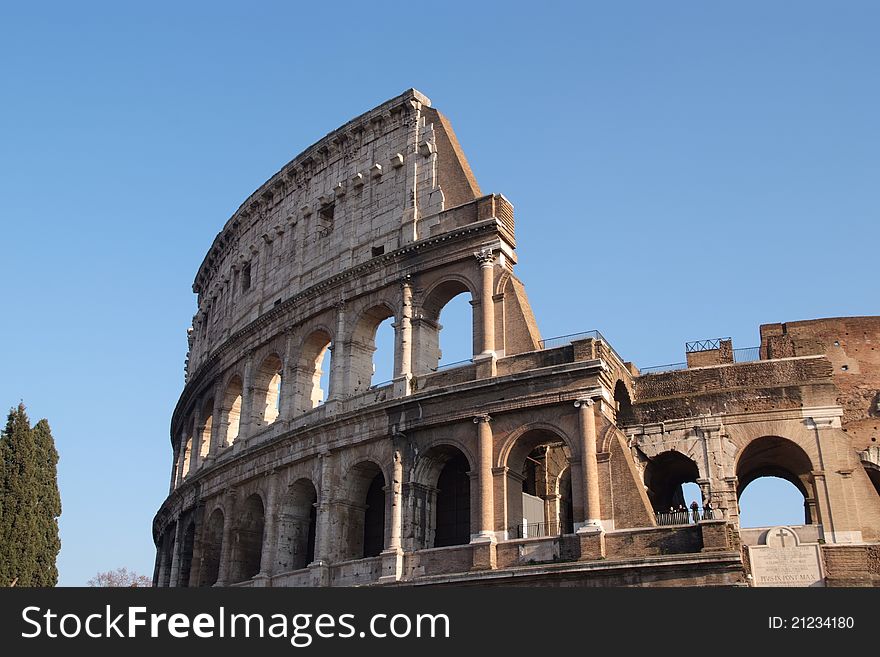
[187,89,484,374]
[760,317,880,451]
[631,356,837,425]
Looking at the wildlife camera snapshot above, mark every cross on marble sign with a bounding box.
[775,529,789,547]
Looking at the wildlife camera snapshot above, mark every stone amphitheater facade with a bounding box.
[153,89,880,587]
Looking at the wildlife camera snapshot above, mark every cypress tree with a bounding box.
[0,404,61,586]
[31,419,61,586]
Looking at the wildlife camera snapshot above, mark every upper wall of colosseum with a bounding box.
[188,89,488,358]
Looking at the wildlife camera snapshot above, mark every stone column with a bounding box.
[474,248,496,355]
[186,508,204,587]
[238,352,255,443]
[473,414,495,538]
[328,301,347,402]
[257,478,279,582]
[208,396,223,458]
[168,448,179,494]
[175,433,187,487]
[190,404,203,473]
[309,452,333,587]
[313,452,333,564]
[215,503,234,587]
[471,414,497,570]
[168,520,184,587]
[280,329,295,419]
[575,398,602,530]
[379,443,405,583]
[393,276,413,396]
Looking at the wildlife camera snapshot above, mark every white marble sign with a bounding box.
[748,526,824,587]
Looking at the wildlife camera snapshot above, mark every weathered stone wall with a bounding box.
[761,317,880,451]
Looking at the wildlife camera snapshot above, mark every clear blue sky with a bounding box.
[1,2,876,584]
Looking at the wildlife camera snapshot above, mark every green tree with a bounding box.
[0,404,61,586]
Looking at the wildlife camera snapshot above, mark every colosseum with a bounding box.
[153,89,880,587]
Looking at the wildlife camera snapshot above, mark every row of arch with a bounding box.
[158,429,838,586]
[174,280,478,484]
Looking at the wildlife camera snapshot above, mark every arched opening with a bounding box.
[506,430,573,538]
[199,398,214,459]
[222,376,243,447]
[254,354,283,426]
[739,477,807,528]
[613,380,634,425]
[178,520,195,587]
[231,494,265,583]
[435,453,471,547]
[866,466,880,498]
[414,280,474,374]
[349,305,396,394]
[277,479,318,572]
[199,509,224,587]
[411,445,472,549]
[363,474,386,557]
[736,436,815,527]
[340,461,386,560]
[296,330,332,413]
[644,450,700,513]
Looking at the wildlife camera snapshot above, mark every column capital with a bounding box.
[473,413,492,424]
[574,398,595,408]
[473,246,496,267]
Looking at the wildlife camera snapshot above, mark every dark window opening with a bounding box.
[242,263,252,292]
[371,245,384,257]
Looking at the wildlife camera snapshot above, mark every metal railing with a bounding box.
[538,330,625,365]
[430,358,472,372]
[510,520,566,539]
[539,330,601,350]
[655,505,717,526]
[368,379,393,389]
[685,338,731,353]
[638,361,688,375]
[733,346,761,363]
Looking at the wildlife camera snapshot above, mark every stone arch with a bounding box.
[220,375,243,447]
[230,493,265,583]
[413,275,478,374]
[294,328,333,413]
[253,352,284,427]
[643,450,701,513]
[735,435,817,525]
[276,478,318,573]
[348,302,397,395]
[199,508,224,587]
[613,380,634,425]
[339,460,387,560]
[411,444,473,549]
[503,426,575,538]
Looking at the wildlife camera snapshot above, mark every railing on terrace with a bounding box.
[509,520,566,539]
[638,361,688,375]
[368,379,393,389]
[430,358,472,372]
[655,505,717,526]
[538,330,625,365]
[639,346,761,375]
[733,346,761,363]
[686,337,730,353]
